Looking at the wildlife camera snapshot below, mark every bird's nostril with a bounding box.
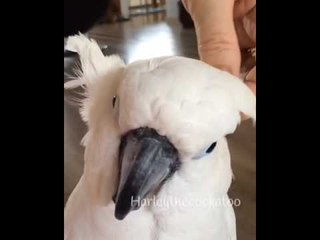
[112,193,117,203]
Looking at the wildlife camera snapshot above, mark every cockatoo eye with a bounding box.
[206,142,216,153]
[193,142,217,160]
[112,96,117,108]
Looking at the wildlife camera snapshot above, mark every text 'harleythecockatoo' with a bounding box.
[64,34,256,240]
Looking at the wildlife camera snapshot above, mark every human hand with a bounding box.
[182,0,256,95]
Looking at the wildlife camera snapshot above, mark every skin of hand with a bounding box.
[181,0,256,96]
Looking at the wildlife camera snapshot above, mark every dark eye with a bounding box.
[193,141,217,160]
[112,96,117,108]
[206,142,217,153]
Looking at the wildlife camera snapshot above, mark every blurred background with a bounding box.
[64,1,256,239]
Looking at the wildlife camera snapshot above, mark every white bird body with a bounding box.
[64,35,255,240]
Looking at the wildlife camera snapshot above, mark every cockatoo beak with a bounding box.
[113,127,180,220]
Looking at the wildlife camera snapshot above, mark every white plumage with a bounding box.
[64,34,256,240]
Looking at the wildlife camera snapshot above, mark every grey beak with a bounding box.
[113,128,180,220]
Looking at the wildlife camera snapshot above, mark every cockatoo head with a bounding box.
[65,35,256,221]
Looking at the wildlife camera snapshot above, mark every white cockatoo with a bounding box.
[64,34,256,240]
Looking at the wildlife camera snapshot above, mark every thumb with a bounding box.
[183,0,241,76]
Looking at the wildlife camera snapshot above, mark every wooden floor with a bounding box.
[64,13,256,240]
